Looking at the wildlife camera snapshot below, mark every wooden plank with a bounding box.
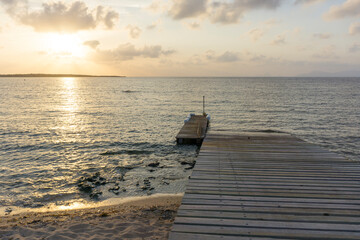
[176,210,360,223]
[169,232,286,240]
[171,224,360,239]
[173,217,360,231]
[181,193,360,204]
[169,131,360,239]
[178,204,360,216]
[176,115,208,144]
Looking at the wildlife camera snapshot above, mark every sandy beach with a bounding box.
[0,194,182,240]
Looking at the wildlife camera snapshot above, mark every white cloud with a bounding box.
[264,18,281,25]
[0,0,119,33]
[147,0,164,13]
[208,0,284,24]
[247,28,264,42]
[271,34,286,45]
[168,0,207,19]
[313,33,331,39]
[216,51,240,62]
[126,25,142,39]
[202,50,240,62]
[166,0,284,24]
[146,19,162,30]
[349,22,360,35]
[349,43,360,52]
[295,0,324,5]
[83,40,100,49]
[313,45,337,59]
[93,43,175,62]
[187,22,201,29]
[324,0,360,20]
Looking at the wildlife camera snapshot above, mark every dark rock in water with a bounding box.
[181,160,196,170]
[161,210,175,220]
[78,172,107,195]
[5,207,12,215]
[162,181,170,185]
[148,162,159,167]
[148,169,155,172]
[78,183,93,193]
[181,160,195,166]
[109,185,120,191]
[90,190,102,200]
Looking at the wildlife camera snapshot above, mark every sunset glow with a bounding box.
[0,0,359,76]
[45,34,85,58]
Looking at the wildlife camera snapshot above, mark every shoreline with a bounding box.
[0,194,183,240]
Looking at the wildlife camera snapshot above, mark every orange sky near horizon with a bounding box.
[0,0,359,77]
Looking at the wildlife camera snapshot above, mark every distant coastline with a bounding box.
[0,73,125,78]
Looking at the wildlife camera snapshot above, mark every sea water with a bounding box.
[0,77,359,213]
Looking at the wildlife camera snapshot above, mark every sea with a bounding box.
[0,77,359,214]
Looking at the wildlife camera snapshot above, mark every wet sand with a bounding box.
[0,194,182,240]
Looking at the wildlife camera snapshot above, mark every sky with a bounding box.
[0,0,359,76]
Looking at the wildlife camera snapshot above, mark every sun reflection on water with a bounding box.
[62,77,78,114]
[57,77,80,132]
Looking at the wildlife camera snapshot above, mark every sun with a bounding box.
[45,34,85,58]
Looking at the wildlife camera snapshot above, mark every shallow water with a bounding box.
[0,77,359,213]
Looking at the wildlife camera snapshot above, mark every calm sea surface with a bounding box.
[0,77,359,213]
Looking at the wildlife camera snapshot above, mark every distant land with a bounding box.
[298,70,360,78]
[0,73,125,78]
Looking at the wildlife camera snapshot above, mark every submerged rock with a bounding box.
[181,160,196,170]
[89,190,102,200]
[148,162,160,167]
[77,172,107,198]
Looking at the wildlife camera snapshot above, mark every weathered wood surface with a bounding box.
[176,115,208,145]
[169,131,360,239]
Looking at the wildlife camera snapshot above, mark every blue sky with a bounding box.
[0,0,359,76]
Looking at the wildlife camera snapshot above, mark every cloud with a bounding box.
[204,50,240,62]
[247,28,264,42]
[324,0,360,20]
[0,0,28,16]
[146,19,162,30]
[208,0,283,24]
[147,0,164,13]
[0,0,119,33]
[313,33,331,39]
[243,51,270,62]
[349,22,360,35]
[295,0,324,5]
[83,40,100,49]
[313,45,337,59]
[166,0,284,24]
[187,22,201,29]
[93,43,175,62]
[168,0,207,19]
[216,51,240,62]
[126,25,142,39]
[271,34,286,45]
[349,43,360,52]
[264,18,281,25]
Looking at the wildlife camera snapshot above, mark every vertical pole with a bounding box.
[203,96,205,116]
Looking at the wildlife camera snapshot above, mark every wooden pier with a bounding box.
[176,115,208,145]
[169,130,360,239]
